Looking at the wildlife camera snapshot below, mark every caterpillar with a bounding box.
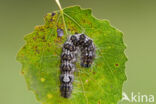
[60,33,96,98]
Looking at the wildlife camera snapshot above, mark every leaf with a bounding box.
[17,6,127,104]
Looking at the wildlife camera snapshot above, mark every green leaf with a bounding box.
[17,6,127,104]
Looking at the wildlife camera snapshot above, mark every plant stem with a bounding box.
[55,0,62,12]
[55,0,68,35]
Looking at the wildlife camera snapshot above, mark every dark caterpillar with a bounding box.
[60,34,96,98]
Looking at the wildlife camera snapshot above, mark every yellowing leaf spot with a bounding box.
[40,78,45,82]
[47,94,53,99]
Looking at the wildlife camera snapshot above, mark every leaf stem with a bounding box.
[55,0,62,11]
[55,0,68,35]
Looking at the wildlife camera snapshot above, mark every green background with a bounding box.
[0,0,155,104]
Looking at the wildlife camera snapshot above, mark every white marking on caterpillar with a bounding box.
[60,33,96,98]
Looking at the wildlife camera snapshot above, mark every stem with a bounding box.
[55,0,62,11]
[55,0,68,35]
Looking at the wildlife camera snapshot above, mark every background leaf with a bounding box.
[17,6,127,104]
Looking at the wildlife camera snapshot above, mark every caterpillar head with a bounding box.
[60,83,73,98]
[80,62,92,68]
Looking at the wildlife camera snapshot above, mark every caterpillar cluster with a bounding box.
[60,33,96,98]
